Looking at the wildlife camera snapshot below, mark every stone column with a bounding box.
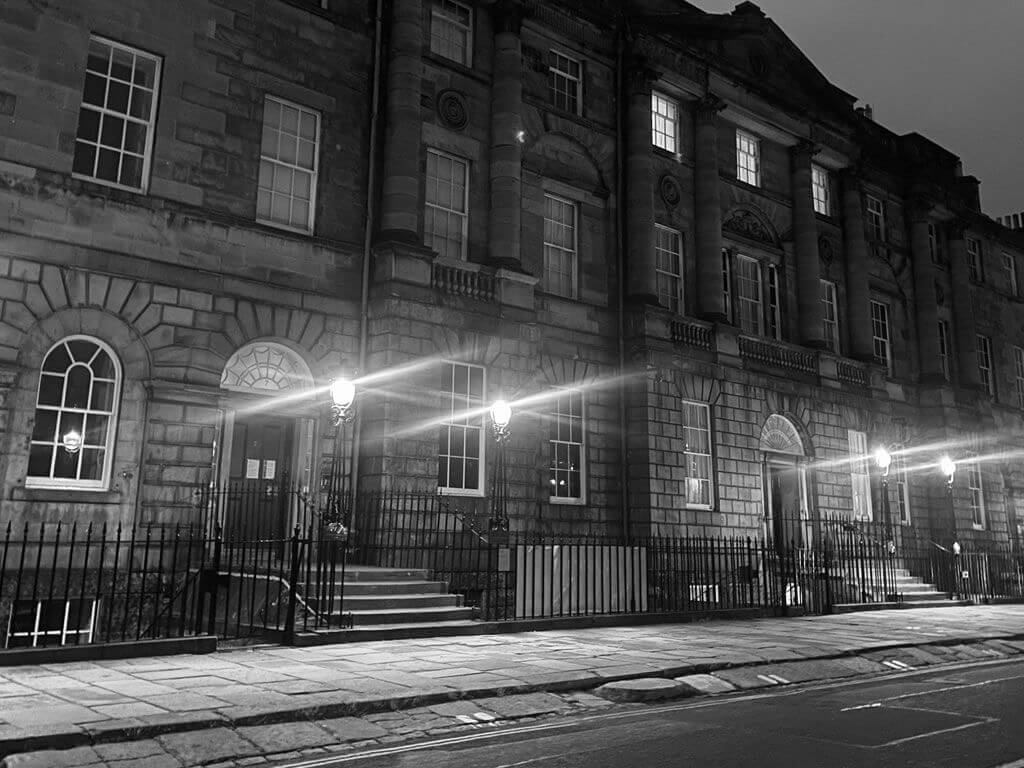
[488,1,524,269]
[947,223,981,389]
[840,169,874,361]
[908,201,943,382]
[790,141,824,347]
[625,60,657,303]
[694,95,726,320]
[379,0,423,240]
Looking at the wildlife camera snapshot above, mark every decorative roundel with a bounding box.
[437,89,469,130]
[818,235,835,264]
[934,281,946,306]
[659,174,681,207]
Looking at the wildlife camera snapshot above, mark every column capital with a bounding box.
[695,94,726,122]
[492,0,527,35]
[946,220,969,242]
[789,139,820,162]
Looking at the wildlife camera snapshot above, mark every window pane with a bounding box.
[53,448,79,479]
[72,142,97,177]
[84,414,109,446]
[64,366,91,409]
[106,80,130,113]
[58,411,85,441]
[119,155,143,188]
[82,73,106,107]
[80,449,105,481]
[77,109,100,142]
[32,411,58,443]
[96,148,120,182]
[28,445,53,476]
[38,374,63,406]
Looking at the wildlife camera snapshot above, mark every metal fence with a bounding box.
[1,491,1022,653]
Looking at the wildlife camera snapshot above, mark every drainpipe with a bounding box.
[614,20,631,541]
[352,0,386,514]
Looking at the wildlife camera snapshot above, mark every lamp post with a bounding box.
[939,455,961,598]
[874,447,892,538]
[325,377,356,533]
[489,399,512,534]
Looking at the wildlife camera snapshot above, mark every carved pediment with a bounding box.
[723,208,778,246]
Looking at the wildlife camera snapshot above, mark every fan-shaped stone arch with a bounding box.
[220,340,315,395]
[723,205,782,248]
[760,414,805,456]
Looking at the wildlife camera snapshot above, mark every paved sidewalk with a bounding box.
[1,604,1023,765]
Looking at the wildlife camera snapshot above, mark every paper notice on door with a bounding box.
[263,460,276,480]
[245,459,260,479]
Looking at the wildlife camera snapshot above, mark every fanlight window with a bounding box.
[27,337,121,489]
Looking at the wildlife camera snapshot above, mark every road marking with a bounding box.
[870,717,994,748]
[767,674,790,684]
[882,659,915,670]
[989,759,1024,768]
[756,674,780,685]
[275,658,1024,768]
[840,702,882,712]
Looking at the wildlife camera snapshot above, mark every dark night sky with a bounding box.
[693,0,1024,220]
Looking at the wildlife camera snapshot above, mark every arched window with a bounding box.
[27,336,122,490]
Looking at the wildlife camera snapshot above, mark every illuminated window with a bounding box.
[735,255,762,335]
[821,280,839,352]
[548,50,581,114]
[651,92,678,153]
[548,390,584,503]
[967,460,985,529]
[655,225,683,313]
[1003,252,1018,296]
[542,193,577,298]
[977,334,994,396]
[6,599,97,648]
[424,149,469,260]
[848,429,872,521]
[811,164,830,216]
[735,129,760,187]
[429,0,472,66]
[1015,346,1024,410]
[437,362,484,494]
[28,337,121,490]
[257,96,320,233]
[967,238,983,282]
[937,320,951,381]
[865,196,885,241]
[681,401,713,508]
[870,301,891,374]
[72,37,161,192]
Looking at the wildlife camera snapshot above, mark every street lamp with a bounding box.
[324,377,357,533]
[62,429,83,455]
[874,447,893,541]
[939,455,961,598]
[489,399,512,534]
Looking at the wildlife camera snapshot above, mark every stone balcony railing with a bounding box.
[836,359,870,387]
[738,335,818,376]
[669,318,714,350]
[432,260,496,302]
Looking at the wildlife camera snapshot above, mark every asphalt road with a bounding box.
[274,658,1024,768]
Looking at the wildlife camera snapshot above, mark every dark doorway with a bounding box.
[226,414,295,540]
[766,461,804,550]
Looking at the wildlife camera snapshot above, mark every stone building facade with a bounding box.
[2,0,1023,548]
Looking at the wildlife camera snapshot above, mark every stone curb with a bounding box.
[3,631,1023,759]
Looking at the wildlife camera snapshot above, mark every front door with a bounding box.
[766,461,806,550]
[226,414,295,540]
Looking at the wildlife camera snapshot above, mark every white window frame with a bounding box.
[735,129,760,187]
[437,362,485,496]
[967,237,983,282]
[894,451,911,525]
[1015,346,1024,410]
[811,164,830,216]
[967,460,985,529]
[651,91,679,154]
[257,95,321,234]
[655,224,683,313]
[27,336,122,491]
[937,320,951,381]
[848,429,873,521]
[72,36,161,193]
[681,401,713,509]
[542,193,578,299]
[870,300,892,374]
[548,50,582,115]
[821,280,839,353]
[766,264,781,341]
[429,0,473,66]
[977,334,995,396]
[734,254,763,336]
[721,249,733,321]
[866,195,885,241]
[1003,252,1018,297]
[424,148,469,260]
[548,389,585,504]
[6,599,98,648]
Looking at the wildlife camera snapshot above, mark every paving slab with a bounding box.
[156,727,260,765]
